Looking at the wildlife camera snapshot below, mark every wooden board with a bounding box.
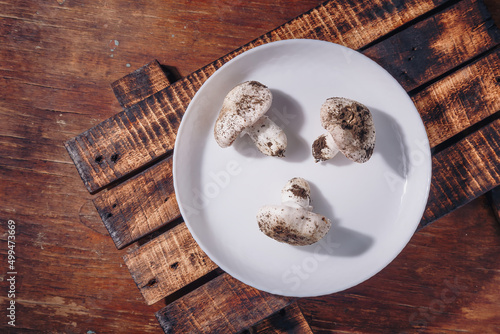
[154,273,295,333]
[62,0,500,332]
[93,157,180,249]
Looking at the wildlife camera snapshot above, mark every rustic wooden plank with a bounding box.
[237,302,313,334]
[66,0,454,193]
[110,60,174,109]
[64,91,182,193]
[155,272,295,333]
[413,49,500,147]
[363,0,500,92]
[88,49,500,251]
[123,223,218,305]
[421,118,500,227]
[93,157,180,249]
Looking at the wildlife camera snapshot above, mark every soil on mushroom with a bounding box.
[290,184,309,199]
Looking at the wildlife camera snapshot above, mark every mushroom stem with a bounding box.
[312,132,339,162]
[280,177,312,210]
[244,115,287,157]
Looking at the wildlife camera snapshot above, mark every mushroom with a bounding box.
[312,97,375,163]
[257,177,332,246]
[214,81,287,157]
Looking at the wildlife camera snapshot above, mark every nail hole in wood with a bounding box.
[164,197,169,202]
[145,278,157,287]
[95,155,103,164]
[105,212,113,219]
[112,204,117,208]
[495,76,500,85]
[170,262,179,269]
[110,153,119,163]
[408,56,414,61]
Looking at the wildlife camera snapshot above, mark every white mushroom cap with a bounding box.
[214,81,273,148]
[320,97,375,163]
[257,205,331,246]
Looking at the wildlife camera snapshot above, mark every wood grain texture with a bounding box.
[123,223,218,305]
[66,0,454,193]
[300,195,500,333]
[111,60,174,109]
[237,302,313,334]
[363,0,500,92]
[413,49,500,147]
[155,273,295,333]
[93,157,180,249]
[421,118,500,227]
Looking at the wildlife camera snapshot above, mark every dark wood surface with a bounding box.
[1,1,500,333]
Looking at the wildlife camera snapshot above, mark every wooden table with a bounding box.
[1,0,500,333]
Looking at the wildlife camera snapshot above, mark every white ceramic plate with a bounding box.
[173,39,432,297]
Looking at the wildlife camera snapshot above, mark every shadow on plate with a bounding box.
[370,107,409,179]
[304,180,374,257]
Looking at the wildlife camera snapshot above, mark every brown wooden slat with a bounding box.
[363,0,500,92]
[93,157,180,249]
[414,49,500,147]
[111,60,173,108]
[123,223,218,305]
[236,302,313,334]
[421,118,500,227]
[155,272,295,333]
[90,48,500,251]
[66,0,453,193]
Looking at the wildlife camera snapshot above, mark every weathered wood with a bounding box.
[421,118,500,227]
[111,60,174,109]
[123,223,218,305]
[413,49,500,147]
[363,0,500,92]
[237,302,313,334]
[66,0,454,194]
[155,273,295,333]
[300,195,500,333]
[93,156,180,249]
